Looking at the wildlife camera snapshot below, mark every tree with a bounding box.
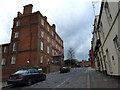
[67,47,75,60]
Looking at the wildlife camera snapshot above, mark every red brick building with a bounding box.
[89,39,95,68]
[1,4,64,82]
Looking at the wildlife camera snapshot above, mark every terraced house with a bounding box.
[1,4,64,82]
[90,0,120,76]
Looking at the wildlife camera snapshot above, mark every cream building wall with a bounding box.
[100,1,120,75]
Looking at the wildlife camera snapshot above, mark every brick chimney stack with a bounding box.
[52,24,56,31]
[23,4,33,14]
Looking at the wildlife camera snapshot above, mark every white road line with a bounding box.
[55,78,70,88]
[87,69,90,88]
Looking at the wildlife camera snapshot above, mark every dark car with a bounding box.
[7,69,46,86]
[60,67,70,73]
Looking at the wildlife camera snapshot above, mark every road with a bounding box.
[2,67,119,90]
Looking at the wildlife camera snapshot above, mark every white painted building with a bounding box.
[92,0,120,76]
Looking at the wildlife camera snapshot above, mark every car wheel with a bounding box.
[43,75,46,80]
[27,79,32,86]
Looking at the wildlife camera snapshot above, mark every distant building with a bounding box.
[1,4,64,82]
[77,60,90,67]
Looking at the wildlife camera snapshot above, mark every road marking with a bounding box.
[87,69,90,88]
[55,78,70,88]
[103,79,107,81]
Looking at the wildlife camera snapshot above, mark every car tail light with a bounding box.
[17,76,26,79]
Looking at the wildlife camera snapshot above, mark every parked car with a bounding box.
[7,69,46,86]
[60,67,70,73]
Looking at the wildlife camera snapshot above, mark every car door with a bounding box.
[29,69,37,82]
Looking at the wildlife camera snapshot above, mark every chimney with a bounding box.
[23,4,33,14]
[52,24,56,30]
[17,12,22,17]
[44,16,47,21]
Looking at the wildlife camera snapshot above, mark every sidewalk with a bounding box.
[0,82,8,89]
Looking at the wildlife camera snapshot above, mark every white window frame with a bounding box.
[11,56,16,64]
[16,21,20,26]
[47,58,50,64]
[13,43,16,51]
[47,25,50,32]
[41,31,44,38]
[52,31,54,36]
[52,49,54,56]
[41,19,44,26]
[1,58,6,65]
[52,41,54,46]
[15,32,19,38]
[56,44,58,49]
[47,36,50,42]
[47,46,50,54]
[40,56,43,64]
[40,42,44,51]
[3,47,7,53]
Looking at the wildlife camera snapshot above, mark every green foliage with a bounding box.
[25,65,41,69]
[64,59,78,67]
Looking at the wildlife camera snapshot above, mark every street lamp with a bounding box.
[27,60,30,64]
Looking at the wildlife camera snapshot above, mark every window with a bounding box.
[56,44,58,49]
[11,56,16,64]
[41,31,44,38]
[56,36,58,40]
[47,37,50,42]
[13,43,16,51]
[104,2,112,24]
[3,47,7,53]
[41,19,44,26]
[47,46,50,54]
[40,42,44,51]
[100,22,105,39]
[59,39,60,44]
[47,26,50,32]
[40,56,43,64]
[52,31,54,36]
[47,59,50,64]
[15,32,19,38]
[1,58,6,65]
[52,41,54,46]
[52,49,54,56]
[113,36,119,49]
[59,47,60,51]
[16,21,20,26]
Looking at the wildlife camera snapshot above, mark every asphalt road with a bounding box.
[2,67,120,90]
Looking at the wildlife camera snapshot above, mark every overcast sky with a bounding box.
[0,0,101,61]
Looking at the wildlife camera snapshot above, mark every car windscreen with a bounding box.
[14,70,28,74]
